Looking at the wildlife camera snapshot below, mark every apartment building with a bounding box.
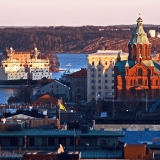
[87,50,128,102]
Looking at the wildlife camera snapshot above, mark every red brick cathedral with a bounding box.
[115,16,160,102]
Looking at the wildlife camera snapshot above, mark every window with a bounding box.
[105,86,108,89]
[98,92,101,95]
[91,80,95,83]
[98,74,101,77]
[91,86,94,89]
[134,80,136,85]
[98,86,101,89]
[91,74,94,77]
[105,61,107,65]
[98,80,101,83]
[138,68,142,76]
[145,80,147,85]
[98,68,101,71]
[112,80,114,83]
[112,86,114,89]
[156,80,158,85]
[138,79,142,85]
[105,80,108,83]
[99,61,101,65]
[112,68,114,71]
[130,80,132,85]
[105,74,108,77]
[91,68,95,71]
[92,61,94,65]
[91,92,95,95]
[112,74,114,77]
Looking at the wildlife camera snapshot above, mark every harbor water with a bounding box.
[0,53,88,103]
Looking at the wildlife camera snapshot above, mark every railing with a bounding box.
[149,99,160,112]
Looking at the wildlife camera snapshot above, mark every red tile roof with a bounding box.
[66,68,87,78]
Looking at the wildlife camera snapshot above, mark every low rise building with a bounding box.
[35,80,70,101]
[66,68,87,102]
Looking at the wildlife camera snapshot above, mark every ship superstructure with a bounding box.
[0,48,52,81]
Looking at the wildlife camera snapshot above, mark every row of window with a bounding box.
[92,61,114,65]
[91,80,114,83]
[91,74,114,77]
[91,86,114,89]
[91,92,114,96]
[91,68,114,71]
[130,79,159,86]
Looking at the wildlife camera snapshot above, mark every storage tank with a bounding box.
[148,30,156,37]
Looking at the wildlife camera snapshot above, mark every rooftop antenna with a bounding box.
[138,8,141,17]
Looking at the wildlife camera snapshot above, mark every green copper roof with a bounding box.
[0,129,125,137]
[129,17,151,45]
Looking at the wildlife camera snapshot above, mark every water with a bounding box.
[0,53,88,103]
[52,53,87,79]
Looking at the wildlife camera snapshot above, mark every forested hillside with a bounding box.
[0,25,160,53]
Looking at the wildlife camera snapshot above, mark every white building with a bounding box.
[148,30,156,37]
[87,50,128,102]
[35,80,70,101]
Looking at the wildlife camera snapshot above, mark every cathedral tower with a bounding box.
[128,16,152,61]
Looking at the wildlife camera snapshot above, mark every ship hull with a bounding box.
[0,79,38,88]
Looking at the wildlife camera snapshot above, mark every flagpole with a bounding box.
[74,128,75,152]
[59,104,60,125]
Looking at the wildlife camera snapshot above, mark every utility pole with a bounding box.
[146,91,148,112]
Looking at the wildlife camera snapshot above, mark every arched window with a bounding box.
[138,68,142,76]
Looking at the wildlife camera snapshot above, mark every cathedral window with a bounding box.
[145,80,147,85]
[138,68,142,76]
[138,79,142,85]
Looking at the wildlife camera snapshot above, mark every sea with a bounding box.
[0,53,88,104]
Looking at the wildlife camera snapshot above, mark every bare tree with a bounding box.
[123,95,140,113]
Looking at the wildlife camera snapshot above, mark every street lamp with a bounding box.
[145,90,148,112]
[96,93,100,105]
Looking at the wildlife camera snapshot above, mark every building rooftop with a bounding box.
[119,131,160,145]
[66,68,87,78]
[88,50,128,57]
[0,129,125,137]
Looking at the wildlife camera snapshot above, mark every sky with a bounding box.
[0,0,159,26]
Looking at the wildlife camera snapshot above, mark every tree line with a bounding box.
[0,25,159,53]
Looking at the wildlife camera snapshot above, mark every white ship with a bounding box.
[0,48,52,85]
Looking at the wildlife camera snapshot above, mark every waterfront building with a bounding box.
[31,93,59,106]
[66,68,87,102]
[87,50,128,102]
[35,79,70,101]
[0,48,52,81]
[115,16,160,105]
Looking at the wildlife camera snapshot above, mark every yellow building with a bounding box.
[87,50,128,102]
